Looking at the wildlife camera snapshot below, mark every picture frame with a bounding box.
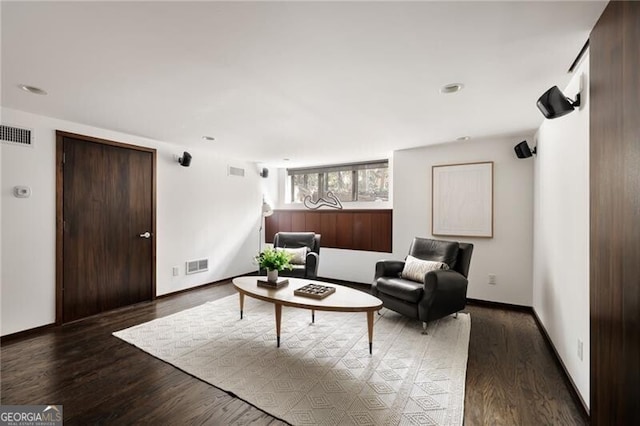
[432,161,493,238]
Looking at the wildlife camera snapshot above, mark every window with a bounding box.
[289,160,389,203]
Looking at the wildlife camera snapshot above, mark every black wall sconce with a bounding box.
[259,167,269,178]
[537,86,581,119]
[178,151,192,167]
[514,140,537,159]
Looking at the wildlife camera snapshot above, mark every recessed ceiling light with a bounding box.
[440,83,464,94]
[18,84,47,95]
[456,136,471,141]
[283,158,290,161]
[202,136,215,141]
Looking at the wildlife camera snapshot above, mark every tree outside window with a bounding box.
[292,173,319,203]
[358,168,388,201]
[326,170,353,202]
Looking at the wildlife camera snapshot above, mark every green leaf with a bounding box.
[255,247,293,271]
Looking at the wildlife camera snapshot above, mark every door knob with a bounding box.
[139,232,152,239]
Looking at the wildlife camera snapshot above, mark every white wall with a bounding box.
[1,108,261,335]
[394,135,534,306]
[1,110,56,336]
[533,53,590,407]
[266,136,534,298]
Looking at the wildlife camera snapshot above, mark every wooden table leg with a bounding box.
[238,292,245,319]
[275,303,282,348]
[367,310,374,355]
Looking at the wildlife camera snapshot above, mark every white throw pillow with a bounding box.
[401,255,449,282]
[277,247,308,265]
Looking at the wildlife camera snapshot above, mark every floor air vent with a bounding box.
[228,166,245,177]
[186,258,208,275]
[1,125,33,147]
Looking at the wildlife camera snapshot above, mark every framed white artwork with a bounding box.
[432,161,493,238]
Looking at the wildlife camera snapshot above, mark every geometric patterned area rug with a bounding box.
[113,294,470,425]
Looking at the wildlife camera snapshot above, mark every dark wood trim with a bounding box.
[265,209,392,252]
[55,131,156,154]
[0,323,56,343]
[466,298,532,313]
[317,276,372,289]
[155,273,255,299]
[151,143,157,300]
[568,39,590,73]
[55,130,158,323]
[532,309,590,420]
[55,134,64,325]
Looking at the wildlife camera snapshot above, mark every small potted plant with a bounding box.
[256,247,293,282]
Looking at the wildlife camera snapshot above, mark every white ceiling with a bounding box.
[1,1,606,168]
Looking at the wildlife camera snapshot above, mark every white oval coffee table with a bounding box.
[232,276,383,354]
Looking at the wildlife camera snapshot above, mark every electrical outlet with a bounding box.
[172,266,179,277]
[488,274,497,285]
[577,339,584,361]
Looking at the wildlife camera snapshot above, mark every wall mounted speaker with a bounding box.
[260,168,269,178]
[178,151,192,167]
[514,141,536,159]
[536,86,581,119]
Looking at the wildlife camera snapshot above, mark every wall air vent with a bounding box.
[228,166,245,177]
[1,125,33,147]
[186,258,209,275]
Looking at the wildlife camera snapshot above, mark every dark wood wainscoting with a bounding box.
[590,2,640,424]
[265,209,392,252]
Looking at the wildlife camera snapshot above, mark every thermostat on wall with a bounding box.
[13,186,31,198]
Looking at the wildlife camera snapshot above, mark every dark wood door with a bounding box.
[590,1,640,423]
[61,135,154,322]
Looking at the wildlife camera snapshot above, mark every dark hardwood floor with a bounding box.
[464,304,587,425]
[1,281,587,425]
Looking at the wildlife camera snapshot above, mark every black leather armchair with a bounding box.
[269,232,321,279]
[371,237,473,332]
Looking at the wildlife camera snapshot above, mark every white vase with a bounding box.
[267,269,278,283]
